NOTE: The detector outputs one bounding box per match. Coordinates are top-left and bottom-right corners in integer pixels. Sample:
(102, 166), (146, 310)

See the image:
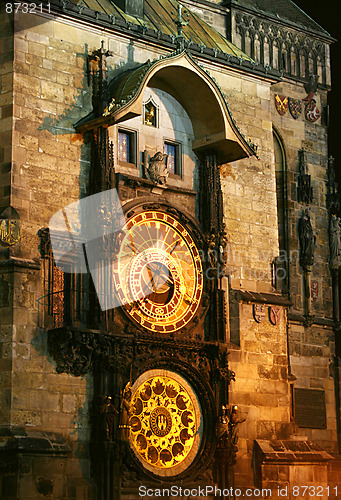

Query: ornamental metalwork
(129, 372), (201, 470)
(0, 219), (21, 246)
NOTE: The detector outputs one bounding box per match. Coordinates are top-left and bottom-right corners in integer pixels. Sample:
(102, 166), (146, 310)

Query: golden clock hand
(127, 243), (136, 254)
(128, 232), (136, 255)
(146, 265), (157, 291)
(169, 239), (181, 254)
(183, 290), (198, 305)
(147, 261), (174, 288)
(158, 272), (174, 287)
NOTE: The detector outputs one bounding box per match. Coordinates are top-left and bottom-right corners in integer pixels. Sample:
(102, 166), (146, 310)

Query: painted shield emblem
(253, 304), (265, 323)
(275, 94), (288, 116)
(288, 98), (302, 119)
(269, 306), (281, 325)
(305, 99), (321, 122)
(0, 219), (21, 246)
(311, 281), (319, 302)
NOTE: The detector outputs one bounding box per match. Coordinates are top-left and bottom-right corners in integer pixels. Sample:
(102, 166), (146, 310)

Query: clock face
(129, 370), (202, 476)
(113, 210), (203, 333)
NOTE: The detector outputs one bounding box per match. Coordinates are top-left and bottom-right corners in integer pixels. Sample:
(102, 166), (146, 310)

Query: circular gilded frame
(129, 369), (203, 477)
(113, 200), (206, 336)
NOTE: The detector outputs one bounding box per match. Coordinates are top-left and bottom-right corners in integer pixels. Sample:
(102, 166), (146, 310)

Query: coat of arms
(275, 95), (288, 116)
(311, 281), (319, 302)
(253, 304), (265, 323)
(288, 98), (302, 119)
(305, 99), (321, 122)
(269, 306), (280, 326)
(146, 152), (169, 185)
(0, 219), (21, 246)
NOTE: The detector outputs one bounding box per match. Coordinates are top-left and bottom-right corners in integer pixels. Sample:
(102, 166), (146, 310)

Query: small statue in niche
(228, 405), (245, 449)
(216, 405), (229, 445)
(216, 405), (245, 466)
(329, 214), (341, 269)
(100, 395), (118, 441)
(119, 381), (132, 441)
(298, 209), (316, 269)
(146, 152), (169, 185)
(207, 229), (217, 268)
(144, 101), (156, 127)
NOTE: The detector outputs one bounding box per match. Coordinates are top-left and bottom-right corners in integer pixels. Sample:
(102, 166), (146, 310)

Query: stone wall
(228, 301), (292, 488)
(0, 3), (337, 498)
(270, 80), (336, 453)
(210, 69), (278, 288)
(271, 81), (332, 317)
(0, 7), (13, 209)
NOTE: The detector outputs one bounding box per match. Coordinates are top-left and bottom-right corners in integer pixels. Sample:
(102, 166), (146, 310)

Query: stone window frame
(273, 127), (290, 295)
(163, 138), (182, 179)
(143, 97), (159, 128)
(117, 127), (138, 169)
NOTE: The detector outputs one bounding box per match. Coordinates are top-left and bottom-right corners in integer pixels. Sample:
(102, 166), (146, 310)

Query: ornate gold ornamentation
(150, 407), (172, 437)
(0, 219), (21, 246)
(113, 211), (203, 333)
(129, 372), (201, 470)
(144, 101), (156, 126)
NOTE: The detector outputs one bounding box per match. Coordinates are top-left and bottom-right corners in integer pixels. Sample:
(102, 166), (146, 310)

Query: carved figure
(100, 395), (118, 440)
(146, 152), (169, 185)
(119, 382), (132, 441)
(216, 405), (245, 468)
(207, 230), (217, 267)
(216, 406), (229, 444)
(298, 210), (316, 269)
(228, 405), (245, 447)
(145, 102), (156, 126)
(37, 227), (51, 258)
(329, 215), (341, 269)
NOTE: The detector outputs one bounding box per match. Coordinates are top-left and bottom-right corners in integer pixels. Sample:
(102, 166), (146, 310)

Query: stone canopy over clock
(113, 205), (204, 334)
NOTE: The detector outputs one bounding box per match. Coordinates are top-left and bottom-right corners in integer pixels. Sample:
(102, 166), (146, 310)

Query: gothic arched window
(273, 129), (289, 294)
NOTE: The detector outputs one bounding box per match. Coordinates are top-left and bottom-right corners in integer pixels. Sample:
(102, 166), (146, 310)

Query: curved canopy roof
(75, 51), (258, 163)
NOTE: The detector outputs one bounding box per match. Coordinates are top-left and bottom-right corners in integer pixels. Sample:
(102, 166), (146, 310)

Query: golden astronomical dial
(113, 210), (203, 333)
(129, 370), (202, 475)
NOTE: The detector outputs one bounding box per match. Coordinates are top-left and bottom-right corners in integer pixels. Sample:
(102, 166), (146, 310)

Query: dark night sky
(293, 0), (339, 161)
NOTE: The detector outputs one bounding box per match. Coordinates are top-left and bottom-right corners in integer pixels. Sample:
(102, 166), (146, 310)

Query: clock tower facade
(0, 0), (338, 498)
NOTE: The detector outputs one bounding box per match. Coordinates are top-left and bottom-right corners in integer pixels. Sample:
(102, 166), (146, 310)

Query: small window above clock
(118, 128), (137, 168)
(143, 99), (158, 127)
(164, 140), (182, 177)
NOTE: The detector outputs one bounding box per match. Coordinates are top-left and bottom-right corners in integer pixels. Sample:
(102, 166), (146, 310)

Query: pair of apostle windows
(118, 130), (181, 177)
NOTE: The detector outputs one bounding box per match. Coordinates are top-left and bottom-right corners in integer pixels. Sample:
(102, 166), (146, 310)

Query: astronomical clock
(46, 48), (239, 498)
(113, 209), (203, 334)
(100, 199), (216, 484)
(82, 173), (236, 498)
